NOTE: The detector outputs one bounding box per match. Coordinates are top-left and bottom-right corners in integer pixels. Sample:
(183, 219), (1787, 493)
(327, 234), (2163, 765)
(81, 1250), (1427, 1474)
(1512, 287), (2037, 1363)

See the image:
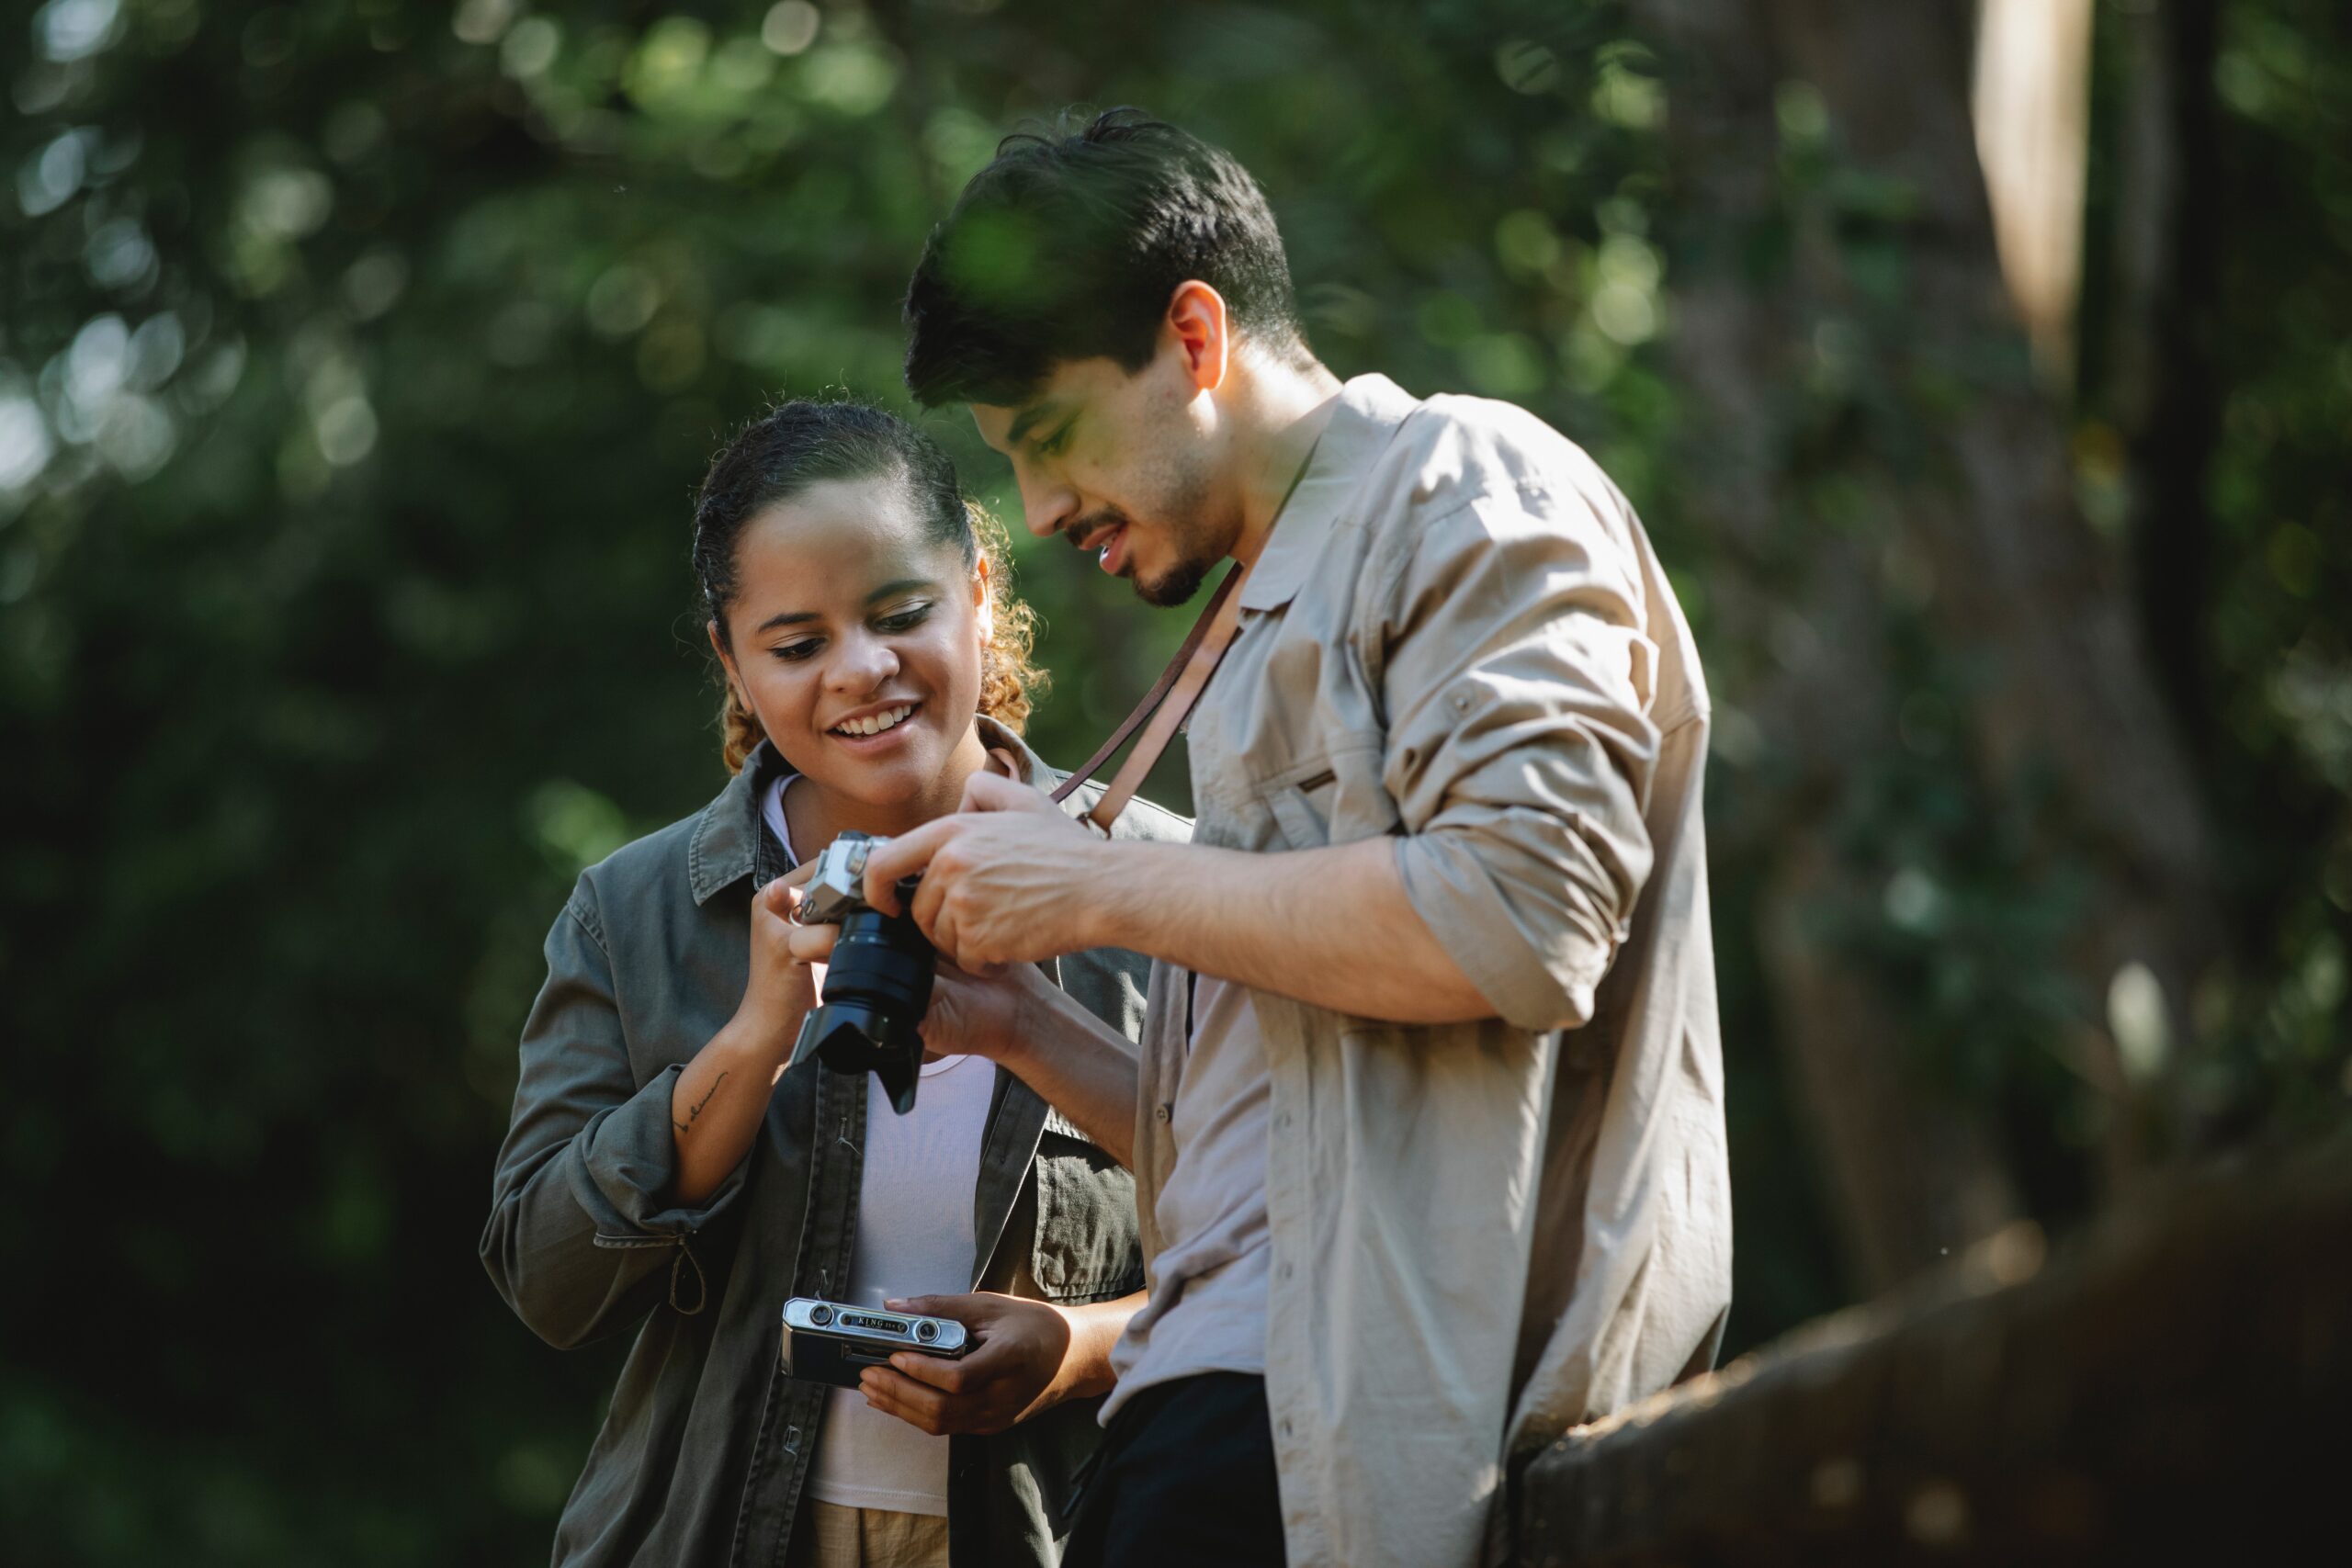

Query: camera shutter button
(915, 1319), (939, 1343)
(809, 1304), (833, 1326)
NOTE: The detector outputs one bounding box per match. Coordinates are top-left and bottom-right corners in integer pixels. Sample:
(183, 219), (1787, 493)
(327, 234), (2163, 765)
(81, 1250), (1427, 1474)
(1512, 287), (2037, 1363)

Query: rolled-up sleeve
(1375, 488), (1659, 1032)
(479, 879), (748, 1348)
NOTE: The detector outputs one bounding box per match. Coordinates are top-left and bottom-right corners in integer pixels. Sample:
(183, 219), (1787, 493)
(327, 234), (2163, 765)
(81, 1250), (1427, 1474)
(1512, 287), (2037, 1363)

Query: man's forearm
(1083, 837), (1496, 1024)
(995, 979), (1145, 1167)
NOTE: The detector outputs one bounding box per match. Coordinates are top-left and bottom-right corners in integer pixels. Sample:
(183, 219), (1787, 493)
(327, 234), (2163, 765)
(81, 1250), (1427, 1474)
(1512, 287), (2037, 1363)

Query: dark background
(2, 0), (2345, 1561)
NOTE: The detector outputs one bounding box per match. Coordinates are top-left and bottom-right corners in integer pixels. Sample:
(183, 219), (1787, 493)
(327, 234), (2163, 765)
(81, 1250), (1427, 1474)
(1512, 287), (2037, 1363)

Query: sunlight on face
(973, 349), (1228, 608)
(718, 474), (989, 821)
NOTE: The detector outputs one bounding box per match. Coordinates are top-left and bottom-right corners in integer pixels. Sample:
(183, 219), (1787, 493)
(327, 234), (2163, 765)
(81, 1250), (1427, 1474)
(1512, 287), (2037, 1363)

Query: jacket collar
(684, 715), (1060, 906)
(1237, 373), (1423, 613)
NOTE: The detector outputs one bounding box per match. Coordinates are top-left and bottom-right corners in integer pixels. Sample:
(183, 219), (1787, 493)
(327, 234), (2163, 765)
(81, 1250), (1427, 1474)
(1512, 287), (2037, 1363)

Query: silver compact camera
(780, 1296), (972, 1388)
(786, 832), (935, 1114)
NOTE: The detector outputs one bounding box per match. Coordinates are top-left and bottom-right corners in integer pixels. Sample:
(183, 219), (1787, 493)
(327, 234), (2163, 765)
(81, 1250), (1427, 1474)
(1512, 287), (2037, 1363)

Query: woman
(481, 400), (1185, 1568)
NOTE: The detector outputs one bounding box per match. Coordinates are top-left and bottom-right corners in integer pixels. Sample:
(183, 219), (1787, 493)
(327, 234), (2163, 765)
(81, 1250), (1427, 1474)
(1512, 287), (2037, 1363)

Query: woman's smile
(827, 699), (925, 746)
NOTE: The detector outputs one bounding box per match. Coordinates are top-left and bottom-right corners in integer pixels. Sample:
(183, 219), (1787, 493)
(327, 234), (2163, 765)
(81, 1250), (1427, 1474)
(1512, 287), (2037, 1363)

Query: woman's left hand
(856, 1292), (1092, 1437)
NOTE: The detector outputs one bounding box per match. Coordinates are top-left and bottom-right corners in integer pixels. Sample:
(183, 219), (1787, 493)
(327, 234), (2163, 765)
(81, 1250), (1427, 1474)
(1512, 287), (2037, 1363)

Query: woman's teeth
(832, 704), (914, 738)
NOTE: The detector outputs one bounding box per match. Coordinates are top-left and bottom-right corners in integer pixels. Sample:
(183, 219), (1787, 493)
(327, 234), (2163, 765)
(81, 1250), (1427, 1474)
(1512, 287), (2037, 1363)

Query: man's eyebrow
(1005, 400), (1061, 446)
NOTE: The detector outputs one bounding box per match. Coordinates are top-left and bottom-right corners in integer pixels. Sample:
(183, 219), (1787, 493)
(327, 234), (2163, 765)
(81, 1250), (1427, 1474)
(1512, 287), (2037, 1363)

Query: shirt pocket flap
(1259, 736), (1397, 852)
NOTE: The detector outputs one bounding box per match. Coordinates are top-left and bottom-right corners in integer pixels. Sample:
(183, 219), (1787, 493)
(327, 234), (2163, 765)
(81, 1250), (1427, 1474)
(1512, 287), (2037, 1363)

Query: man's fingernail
(885, 1298), (907, 1311)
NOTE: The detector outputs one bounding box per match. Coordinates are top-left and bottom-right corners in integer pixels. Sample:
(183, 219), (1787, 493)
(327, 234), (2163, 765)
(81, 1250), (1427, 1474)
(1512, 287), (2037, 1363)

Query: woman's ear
(707, 619), (743, 697)
(972, 554), (995, 644)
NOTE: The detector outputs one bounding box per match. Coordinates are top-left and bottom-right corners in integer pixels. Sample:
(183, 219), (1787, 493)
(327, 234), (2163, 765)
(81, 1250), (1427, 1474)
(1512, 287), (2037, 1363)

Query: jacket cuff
(569, 1063), (749, 1238)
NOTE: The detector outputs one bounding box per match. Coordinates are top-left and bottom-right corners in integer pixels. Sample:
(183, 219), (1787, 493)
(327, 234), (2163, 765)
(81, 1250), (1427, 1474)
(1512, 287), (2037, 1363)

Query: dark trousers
(1061, 1372), (1287, 1568)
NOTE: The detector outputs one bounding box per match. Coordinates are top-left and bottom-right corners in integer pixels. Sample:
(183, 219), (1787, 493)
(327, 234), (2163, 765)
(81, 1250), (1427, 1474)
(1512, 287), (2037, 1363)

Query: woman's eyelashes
(763, 602), (935, 663)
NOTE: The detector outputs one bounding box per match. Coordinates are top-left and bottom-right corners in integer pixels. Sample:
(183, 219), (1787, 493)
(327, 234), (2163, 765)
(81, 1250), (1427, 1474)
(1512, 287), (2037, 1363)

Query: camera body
(787, 832), (935, 1114)
(780, 1296), (971, 1388)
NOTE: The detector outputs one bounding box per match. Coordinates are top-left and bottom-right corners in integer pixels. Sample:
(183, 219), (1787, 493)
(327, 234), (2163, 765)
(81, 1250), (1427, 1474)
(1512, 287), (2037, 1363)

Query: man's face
(972, 346), (1234, 608)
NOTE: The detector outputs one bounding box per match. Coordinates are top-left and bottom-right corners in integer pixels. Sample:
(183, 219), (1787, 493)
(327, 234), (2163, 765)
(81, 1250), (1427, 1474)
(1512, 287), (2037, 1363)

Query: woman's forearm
(1040, 1290), (1147, 1410)
(670, 1011), (797, 1206)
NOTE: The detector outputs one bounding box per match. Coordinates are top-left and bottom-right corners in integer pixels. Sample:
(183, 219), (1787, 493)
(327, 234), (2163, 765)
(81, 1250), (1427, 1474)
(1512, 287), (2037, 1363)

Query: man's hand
(860, 773), (1113, 969)
(856, 1292), (1078, 1437)
(917, 957), (1054, 1064)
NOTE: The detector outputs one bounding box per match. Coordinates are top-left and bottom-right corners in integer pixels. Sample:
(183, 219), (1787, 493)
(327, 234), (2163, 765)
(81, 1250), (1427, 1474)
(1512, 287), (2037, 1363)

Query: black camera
(786, 831), (935, 1114)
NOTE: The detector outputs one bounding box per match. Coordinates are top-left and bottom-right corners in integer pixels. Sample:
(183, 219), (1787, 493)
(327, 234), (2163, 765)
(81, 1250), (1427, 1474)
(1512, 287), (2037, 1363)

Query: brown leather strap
(1049, 558), (1252, 833)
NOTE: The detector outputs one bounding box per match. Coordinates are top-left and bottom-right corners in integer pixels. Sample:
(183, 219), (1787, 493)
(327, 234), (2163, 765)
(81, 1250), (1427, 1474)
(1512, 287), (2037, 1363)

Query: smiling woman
(692, 401), (1045, 790)
(481, 398), (1189, 1568)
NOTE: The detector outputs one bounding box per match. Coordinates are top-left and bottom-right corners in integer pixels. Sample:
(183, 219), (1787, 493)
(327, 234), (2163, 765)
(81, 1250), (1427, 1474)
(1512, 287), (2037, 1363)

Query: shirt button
(1278, 1262), (1295, 1282)
(1154, 1102), (1172, 1123)
(1275, 1111), (1293, 1132)
(1279, 1418), (1295, 1440)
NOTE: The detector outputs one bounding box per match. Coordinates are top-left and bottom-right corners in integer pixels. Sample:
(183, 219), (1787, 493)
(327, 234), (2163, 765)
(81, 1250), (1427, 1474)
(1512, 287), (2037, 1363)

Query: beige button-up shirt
(1127, 375), (1731, 1568)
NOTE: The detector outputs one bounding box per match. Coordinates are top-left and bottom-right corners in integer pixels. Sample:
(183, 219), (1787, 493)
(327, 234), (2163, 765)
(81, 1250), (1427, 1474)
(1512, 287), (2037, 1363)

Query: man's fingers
(861, 819), (957, 912)
(960, 770), (1051, 814)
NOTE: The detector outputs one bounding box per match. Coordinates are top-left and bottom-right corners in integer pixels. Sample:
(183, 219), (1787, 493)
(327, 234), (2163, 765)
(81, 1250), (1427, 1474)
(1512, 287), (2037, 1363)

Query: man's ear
(1164, 280), (1230, 393)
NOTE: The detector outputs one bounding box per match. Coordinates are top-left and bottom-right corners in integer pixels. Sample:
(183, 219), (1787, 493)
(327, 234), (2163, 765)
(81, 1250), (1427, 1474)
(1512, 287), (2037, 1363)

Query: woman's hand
(668, 865), (830, 1207)
(735, 863), (829, 1050)
(856, 1291), (1138, 1437)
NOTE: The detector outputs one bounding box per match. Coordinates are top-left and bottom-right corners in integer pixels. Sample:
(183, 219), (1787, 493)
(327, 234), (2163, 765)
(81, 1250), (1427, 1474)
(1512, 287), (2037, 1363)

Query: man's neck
(1227, 355), (1346, 567)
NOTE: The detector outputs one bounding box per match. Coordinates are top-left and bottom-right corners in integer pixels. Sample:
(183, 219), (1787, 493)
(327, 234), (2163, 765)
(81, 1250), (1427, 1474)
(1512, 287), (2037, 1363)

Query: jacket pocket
(1029, 1130), (1144, 1302)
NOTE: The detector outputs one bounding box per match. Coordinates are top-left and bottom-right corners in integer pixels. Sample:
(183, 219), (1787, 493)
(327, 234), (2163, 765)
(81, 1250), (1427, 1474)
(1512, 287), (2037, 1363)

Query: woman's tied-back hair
(692, 399), (1046, 773)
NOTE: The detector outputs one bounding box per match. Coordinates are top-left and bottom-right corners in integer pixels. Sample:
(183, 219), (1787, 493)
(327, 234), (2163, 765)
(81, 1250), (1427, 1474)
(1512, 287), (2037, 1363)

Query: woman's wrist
(718, 999), (804, 1068)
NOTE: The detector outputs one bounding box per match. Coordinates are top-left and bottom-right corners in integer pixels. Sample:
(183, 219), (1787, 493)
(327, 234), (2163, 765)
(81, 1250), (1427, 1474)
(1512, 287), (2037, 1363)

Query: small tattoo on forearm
(675, 1071), (729, 1137)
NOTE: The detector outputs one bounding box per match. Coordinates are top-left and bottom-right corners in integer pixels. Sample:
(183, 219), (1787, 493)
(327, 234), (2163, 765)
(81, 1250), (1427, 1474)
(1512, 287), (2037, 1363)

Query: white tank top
(766, 776), (997, 1517)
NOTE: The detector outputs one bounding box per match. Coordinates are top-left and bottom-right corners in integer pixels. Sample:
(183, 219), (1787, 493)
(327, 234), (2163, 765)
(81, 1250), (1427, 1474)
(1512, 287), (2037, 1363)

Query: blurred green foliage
(0, 0), (2343, 1561)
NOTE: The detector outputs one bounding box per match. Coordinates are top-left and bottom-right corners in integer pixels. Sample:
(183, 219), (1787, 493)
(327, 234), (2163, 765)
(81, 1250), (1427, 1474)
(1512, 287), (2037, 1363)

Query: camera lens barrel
(789, 900), (936, 1114)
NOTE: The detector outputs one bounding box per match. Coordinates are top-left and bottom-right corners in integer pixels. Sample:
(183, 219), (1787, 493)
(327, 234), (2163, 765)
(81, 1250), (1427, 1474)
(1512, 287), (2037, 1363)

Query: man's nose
(1016, 471), (1080, 540)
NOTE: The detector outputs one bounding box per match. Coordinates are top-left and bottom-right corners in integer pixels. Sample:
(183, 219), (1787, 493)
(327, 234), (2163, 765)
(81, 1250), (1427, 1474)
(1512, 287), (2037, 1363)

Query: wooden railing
(1510, 1135), (2352, 1563)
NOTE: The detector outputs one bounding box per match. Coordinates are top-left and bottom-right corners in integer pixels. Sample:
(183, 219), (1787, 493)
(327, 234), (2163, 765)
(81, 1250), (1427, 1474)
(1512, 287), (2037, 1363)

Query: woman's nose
(828, 629), (900, 693)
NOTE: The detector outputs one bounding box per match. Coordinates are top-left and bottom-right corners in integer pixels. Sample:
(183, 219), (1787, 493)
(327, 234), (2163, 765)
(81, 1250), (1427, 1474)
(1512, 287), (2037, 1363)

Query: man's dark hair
(903, 108), (1312, 408)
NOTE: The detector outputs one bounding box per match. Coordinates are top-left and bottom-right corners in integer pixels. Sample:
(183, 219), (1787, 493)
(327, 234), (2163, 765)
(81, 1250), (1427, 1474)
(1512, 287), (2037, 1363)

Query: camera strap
(1048, 555), (1253, 835)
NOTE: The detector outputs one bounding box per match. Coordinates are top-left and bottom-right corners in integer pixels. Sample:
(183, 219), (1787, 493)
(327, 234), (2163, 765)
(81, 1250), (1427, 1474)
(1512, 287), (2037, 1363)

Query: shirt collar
(684, 714), (1057, 905)
(1237, 373), (1423, 613)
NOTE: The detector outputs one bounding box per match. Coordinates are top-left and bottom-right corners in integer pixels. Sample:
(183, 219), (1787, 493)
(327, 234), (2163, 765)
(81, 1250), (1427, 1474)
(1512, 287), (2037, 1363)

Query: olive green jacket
(481, 722), (1189, 1567)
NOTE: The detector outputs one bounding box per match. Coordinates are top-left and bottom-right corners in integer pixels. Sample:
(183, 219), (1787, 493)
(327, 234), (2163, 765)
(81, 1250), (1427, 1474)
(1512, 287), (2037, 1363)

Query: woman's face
(714, 474), (989, 816)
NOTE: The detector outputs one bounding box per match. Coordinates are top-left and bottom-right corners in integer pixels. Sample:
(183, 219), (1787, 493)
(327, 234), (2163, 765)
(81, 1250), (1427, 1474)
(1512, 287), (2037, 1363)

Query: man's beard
(1134, 549), (1216, 608)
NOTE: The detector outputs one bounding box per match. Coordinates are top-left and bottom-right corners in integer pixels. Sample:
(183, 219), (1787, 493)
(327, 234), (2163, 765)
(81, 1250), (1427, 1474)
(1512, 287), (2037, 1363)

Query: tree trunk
(1624, 0), (2219, 1292)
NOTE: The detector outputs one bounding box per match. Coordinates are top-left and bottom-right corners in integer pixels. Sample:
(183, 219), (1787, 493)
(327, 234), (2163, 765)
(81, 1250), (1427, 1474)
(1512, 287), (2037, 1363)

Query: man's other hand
(859, 773), (1109, 967)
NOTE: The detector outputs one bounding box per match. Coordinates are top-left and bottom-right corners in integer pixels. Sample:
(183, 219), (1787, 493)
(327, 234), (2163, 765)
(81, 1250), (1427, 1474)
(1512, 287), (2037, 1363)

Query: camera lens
(791, 901), (936, 1115)
(914, 1319), (938, 1343)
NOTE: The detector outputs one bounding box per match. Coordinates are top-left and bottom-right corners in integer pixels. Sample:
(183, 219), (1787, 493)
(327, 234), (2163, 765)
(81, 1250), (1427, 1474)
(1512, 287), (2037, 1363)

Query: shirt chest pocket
(1258, 734), (1398, 852)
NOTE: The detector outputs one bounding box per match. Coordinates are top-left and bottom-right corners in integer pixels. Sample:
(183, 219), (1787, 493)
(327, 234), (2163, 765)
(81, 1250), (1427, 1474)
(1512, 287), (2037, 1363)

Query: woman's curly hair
(694, 400), (1047, 774)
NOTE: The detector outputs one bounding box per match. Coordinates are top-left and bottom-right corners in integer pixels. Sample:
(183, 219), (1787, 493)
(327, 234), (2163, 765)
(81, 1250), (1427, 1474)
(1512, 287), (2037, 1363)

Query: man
(862, 110), (1730, 1568)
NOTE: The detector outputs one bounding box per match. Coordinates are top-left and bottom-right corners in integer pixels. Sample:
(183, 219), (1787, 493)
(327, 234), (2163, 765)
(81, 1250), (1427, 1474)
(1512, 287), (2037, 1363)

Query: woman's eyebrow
(864, 578), (935, 604)
(753, 608), (820, 633)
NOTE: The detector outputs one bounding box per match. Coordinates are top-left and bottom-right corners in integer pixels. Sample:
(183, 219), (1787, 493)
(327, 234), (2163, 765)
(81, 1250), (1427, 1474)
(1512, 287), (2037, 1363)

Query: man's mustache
(1061, 508), (1134, 549)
